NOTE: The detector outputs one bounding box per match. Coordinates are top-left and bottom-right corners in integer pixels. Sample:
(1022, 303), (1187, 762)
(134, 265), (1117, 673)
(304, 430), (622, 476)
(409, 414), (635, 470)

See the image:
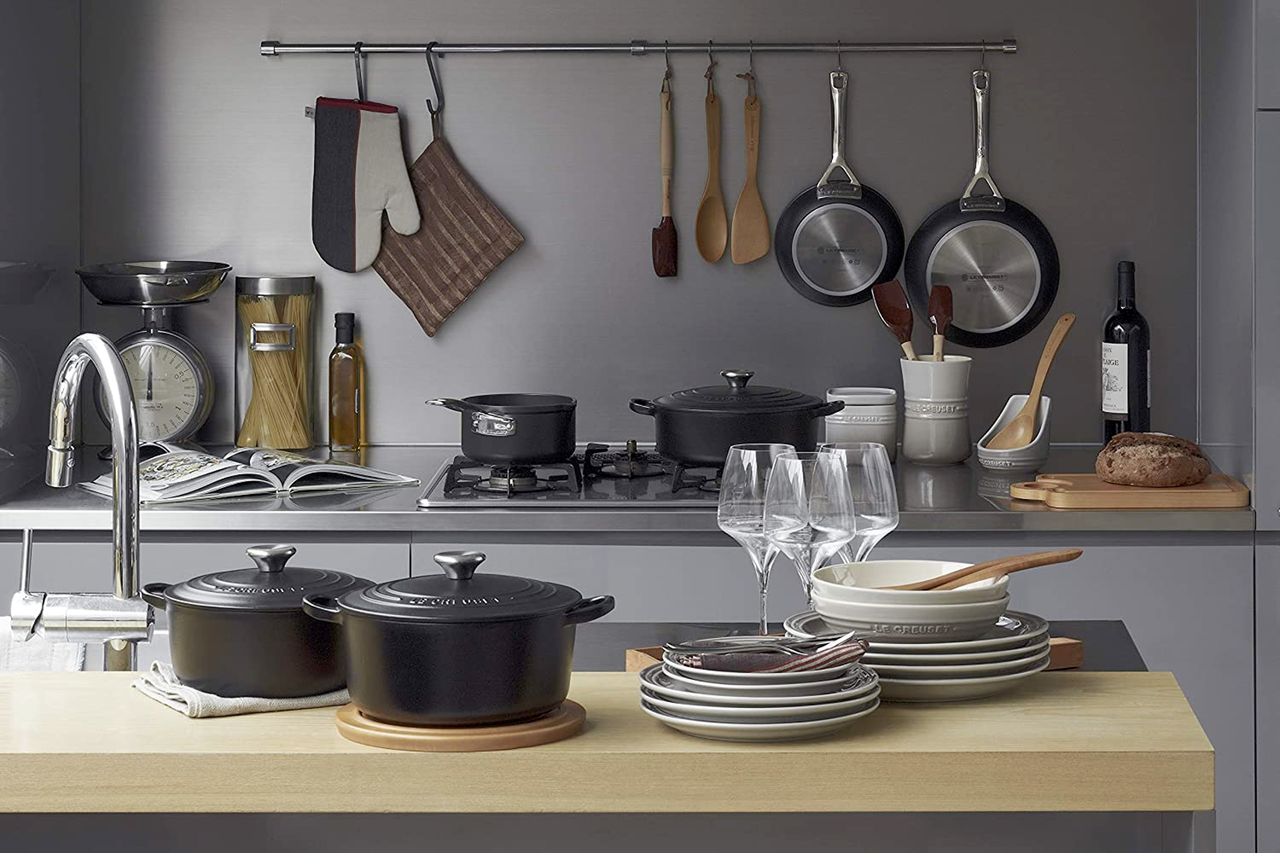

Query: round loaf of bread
(1095, 433), (1211, 488)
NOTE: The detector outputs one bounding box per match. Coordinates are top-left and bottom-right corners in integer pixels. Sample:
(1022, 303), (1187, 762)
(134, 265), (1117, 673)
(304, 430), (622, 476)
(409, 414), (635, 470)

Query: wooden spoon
(695, 81), (727, 262)
(731, 82), (769, 264)
(872, 280), (917, 360)
(882, 548), (1083, 591)
(928, 285), (953, 361)
(985, 313), (1076, 450)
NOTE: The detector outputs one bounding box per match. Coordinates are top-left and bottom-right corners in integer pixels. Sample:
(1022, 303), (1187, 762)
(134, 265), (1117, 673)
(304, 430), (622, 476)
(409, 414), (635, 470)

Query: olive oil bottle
(328, 312), (364, 451)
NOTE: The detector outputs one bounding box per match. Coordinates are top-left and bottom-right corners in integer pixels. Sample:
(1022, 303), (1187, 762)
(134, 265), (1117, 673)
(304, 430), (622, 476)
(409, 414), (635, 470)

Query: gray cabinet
(1256, 113), (1280, 527)
(1262, 0), (1280, 107)
(1258, 541), (1280, 853)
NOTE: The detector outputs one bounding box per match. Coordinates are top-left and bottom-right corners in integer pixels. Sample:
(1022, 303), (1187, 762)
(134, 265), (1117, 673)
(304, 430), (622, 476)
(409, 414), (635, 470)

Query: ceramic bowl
(812, 560), (1010, 606)
(812, 592), (1010, 642)
(976, 394), (1051, 472)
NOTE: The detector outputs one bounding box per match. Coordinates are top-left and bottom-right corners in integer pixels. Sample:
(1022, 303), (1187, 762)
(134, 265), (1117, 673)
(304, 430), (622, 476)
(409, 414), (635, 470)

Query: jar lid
(236, 275), (315, 296)
(336, 551), (583, 623)
(654, 371), (828, 415)
(164, 545), (366, 612)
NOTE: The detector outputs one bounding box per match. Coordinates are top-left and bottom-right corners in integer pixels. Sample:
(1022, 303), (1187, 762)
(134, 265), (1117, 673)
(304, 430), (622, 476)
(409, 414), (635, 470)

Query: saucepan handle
(141, 582), (170, 610)
(815, 400), (845, 418)
(564, 595), (615, 625)
(629, 399), (657, 416)
(301, 594), (343, 624)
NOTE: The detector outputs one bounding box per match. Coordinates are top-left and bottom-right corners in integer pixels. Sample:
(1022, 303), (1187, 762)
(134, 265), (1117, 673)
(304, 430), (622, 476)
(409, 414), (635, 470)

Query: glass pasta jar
(234, 276), (315, 449)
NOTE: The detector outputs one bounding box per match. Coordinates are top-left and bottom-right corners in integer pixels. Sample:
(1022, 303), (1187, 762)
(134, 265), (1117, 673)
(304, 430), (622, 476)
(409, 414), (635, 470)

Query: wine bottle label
(1102, 342), (1128, 414)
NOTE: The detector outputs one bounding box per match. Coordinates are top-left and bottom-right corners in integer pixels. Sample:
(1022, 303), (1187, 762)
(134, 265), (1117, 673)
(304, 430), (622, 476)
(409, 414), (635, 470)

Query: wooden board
(0, 672), (1211, 814)
(1010, 472), (1250, 509)
(626, 637), (1084, 672)
(336, 700), (585, 752)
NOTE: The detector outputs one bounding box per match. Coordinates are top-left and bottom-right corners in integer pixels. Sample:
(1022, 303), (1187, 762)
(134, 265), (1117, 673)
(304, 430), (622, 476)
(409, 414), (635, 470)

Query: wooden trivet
(335, 700), (585, 752)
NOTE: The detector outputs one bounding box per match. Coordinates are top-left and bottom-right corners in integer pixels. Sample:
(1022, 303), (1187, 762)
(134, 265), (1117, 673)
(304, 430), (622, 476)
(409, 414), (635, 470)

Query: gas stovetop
(416, 442), (722, 508)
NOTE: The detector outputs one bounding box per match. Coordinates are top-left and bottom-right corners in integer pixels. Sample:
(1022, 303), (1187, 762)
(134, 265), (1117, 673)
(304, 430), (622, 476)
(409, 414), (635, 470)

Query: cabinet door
(1262, 0), (1280, 107)
(1257, 113), (1280, 526)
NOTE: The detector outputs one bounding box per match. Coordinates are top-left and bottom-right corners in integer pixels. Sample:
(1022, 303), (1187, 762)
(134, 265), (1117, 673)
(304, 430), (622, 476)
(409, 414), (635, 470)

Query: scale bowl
(76, 261), (231, 306)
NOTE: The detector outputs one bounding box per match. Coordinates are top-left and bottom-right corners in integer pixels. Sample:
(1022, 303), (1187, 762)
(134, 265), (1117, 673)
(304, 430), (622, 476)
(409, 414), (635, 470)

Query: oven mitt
(312, 97), (420, 273)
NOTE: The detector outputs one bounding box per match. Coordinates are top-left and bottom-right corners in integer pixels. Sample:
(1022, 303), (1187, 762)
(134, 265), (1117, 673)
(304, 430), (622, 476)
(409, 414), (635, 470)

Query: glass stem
(794, 544), (815, 608)
(757, 578), (769, 635)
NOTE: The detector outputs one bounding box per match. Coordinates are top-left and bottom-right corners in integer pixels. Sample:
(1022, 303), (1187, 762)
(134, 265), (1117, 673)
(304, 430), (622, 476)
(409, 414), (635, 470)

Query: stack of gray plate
(639, 655), (880, 742)
(785, 610), (1051, 702)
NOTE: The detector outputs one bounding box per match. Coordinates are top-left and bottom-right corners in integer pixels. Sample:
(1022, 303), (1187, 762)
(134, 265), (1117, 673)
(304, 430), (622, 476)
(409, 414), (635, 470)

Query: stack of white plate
(639, 656), (881, 742)
(785, 610), (1051, 702)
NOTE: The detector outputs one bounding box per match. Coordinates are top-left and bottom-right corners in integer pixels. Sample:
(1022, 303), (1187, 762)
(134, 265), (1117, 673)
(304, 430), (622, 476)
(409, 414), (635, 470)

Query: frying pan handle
(960, 70), (1005, 212)
(816, 71), (861, 200)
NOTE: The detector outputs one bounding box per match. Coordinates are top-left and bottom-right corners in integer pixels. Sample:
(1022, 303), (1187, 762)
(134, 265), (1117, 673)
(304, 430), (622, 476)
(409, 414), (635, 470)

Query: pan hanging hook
(979, 39), (987, 71)
(424, 42), (445, 136)
(836, 39), (843, 71)
(661, 39), (672, 92)
(705, 40), (716, 97)
(353, 42), (366, 101)
(736, 40), (756, 99)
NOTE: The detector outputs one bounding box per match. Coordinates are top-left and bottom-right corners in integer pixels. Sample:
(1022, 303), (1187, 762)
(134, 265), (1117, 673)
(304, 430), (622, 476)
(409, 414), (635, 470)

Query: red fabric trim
(352, 110), (361, 267)
(316, 97), (398, 114)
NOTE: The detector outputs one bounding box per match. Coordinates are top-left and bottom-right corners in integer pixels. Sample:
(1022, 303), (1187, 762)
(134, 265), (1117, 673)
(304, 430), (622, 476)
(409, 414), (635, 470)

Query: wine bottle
(1101, 261), (1150, 439)
(328, 312), (364, 451)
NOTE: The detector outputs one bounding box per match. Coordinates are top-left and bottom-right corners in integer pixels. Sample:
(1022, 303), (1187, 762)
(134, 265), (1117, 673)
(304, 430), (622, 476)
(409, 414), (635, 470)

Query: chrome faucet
(10, 333), (152, 670)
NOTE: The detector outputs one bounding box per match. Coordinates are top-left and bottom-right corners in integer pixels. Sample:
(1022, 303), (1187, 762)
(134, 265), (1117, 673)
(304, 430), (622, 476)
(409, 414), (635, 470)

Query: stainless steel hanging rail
(261, 39), (1016, 57)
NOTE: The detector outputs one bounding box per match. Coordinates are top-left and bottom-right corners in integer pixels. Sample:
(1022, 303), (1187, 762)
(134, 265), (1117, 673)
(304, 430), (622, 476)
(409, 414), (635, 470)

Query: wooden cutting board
(1010, 473), (1250, 509)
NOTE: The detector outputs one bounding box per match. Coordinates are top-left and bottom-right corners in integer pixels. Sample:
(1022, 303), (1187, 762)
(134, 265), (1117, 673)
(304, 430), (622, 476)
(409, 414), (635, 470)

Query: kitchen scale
(77, 261), (229, 442)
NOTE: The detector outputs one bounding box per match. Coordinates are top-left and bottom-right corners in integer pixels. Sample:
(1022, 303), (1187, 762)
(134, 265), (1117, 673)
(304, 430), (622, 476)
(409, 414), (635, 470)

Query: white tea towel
(0, 616), (86, 671)
(134, 661), (349, 718)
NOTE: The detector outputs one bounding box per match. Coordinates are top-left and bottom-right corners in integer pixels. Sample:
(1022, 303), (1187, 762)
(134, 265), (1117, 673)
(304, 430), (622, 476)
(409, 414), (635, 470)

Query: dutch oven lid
(654, 370), (828, 415)
(338, 551), (583, 623)
(164, 545), (367, 612)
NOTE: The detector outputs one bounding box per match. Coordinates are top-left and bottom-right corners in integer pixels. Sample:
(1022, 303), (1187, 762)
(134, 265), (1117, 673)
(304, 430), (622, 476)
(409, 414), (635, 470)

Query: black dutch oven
(142, 545), (370, 698)
(427, 394), (576, 465)
(629, 370), (844, 466)
(302, 550), (614, 726)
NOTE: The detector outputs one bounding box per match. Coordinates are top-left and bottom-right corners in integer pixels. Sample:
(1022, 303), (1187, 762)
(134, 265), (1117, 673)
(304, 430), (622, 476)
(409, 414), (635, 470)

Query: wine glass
(763, 451), (857, 607)
(819, 442), (899, 564)
(718, 443), (794, 634)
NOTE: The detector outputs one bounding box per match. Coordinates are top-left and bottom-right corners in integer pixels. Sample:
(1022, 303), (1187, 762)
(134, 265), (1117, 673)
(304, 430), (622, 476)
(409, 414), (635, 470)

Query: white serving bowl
(812, 592), (1010, 643)
(812, 560), (1010, 606)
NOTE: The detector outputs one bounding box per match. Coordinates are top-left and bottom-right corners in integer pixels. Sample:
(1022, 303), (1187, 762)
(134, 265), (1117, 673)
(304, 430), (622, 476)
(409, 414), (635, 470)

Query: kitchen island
(0, 670), (1214, 850)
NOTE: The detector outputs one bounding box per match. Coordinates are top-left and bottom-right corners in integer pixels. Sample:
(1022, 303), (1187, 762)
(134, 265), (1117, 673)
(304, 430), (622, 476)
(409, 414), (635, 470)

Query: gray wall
(78, 0), (1197, 447)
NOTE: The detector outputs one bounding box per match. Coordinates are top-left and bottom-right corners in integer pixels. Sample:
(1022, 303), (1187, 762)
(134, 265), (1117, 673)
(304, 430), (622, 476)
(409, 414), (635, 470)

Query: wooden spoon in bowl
(985, 313), (1076, 450)
(872, 280), (917, 360)
(881, 548), (1083, 591)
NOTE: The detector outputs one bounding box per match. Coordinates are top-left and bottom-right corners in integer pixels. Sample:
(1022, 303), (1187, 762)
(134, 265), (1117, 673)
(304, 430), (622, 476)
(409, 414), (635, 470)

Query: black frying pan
(775, 71), (904, 307)
(904, 70), (1059, 348)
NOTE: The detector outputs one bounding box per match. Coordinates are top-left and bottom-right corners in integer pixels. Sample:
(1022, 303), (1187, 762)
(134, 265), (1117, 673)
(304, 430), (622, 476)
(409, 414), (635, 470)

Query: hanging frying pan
(904, 69), (1059, 348)
(775, 70), (904, 307)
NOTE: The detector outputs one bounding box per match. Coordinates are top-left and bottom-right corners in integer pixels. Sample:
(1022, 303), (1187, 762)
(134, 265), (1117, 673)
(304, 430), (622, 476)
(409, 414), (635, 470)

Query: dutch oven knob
(721, 369), (754, 391)
(434, 550), (486, 581)
(246, 544), (297, 574)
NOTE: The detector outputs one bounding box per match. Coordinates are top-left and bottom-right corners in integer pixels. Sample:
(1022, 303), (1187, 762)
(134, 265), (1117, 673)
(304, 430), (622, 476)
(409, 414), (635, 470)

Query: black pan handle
(629, 398), (657, 417)
(814, 400), (845, 418)
(564, 595), (615, 625)
(301, 594), (343, 624)
(141, 582), (169, 610)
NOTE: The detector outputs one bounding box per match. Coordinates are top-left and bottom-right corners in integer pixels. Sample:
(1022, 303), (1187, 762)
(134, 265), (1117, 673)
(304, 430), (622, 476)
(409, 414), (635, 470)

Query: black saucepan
(427, 394), (576, 465)
(142, 545), (370, 698)
(904, 70), (1059, 348)
(302, 550), (614, 726)
(629, 370), (843, 467)
(775, 70), (904, 307)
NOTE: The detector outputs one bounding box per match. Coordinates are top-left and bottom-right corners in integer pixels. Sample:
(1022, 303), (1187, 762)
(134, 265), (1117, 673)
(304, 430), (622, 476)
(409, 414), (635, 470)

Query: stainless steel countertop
(0, 445), (1253, 534)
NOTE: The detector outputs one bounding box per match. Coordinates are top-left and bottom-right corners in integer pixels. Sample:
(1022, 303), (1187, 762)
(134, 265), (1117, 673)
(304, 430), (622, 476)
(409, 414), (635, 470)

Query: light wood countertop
(0, 671), (1212, 814)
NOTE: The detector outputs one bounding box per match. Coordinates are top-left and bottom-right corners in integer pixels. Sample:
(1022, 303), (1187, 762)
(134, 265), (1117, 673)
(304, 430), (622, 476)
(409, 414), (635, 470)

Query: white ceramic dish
(877, 654), (1051, 702)
(640, 663), (879, 707)
(976, 394), (1051, 472)
(813, 592), (1010, 642)
(640, 686), (881, 724)
(864, 645), (1047, 678)
(662, 655), (857, 684)
(863, 637), (1051, 666)
(642, 697), (881, 741)
(812, 560), (1009, 605)
(662, 665), (860, 697)
(786, 610), (1049, 652)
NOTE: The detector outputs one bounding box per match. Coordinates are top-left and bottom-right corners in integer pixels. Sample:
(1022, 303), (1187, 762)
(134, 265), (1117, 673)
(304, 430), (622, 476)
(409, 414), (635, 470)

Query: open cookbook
(81, 442), (419, 505)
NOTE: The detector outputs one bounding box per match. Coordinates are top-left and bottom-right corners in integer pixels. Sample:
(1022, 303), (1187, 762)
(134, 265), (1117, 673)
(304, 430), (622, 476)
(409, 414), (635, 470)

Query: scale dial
(96, 330), (214, 442)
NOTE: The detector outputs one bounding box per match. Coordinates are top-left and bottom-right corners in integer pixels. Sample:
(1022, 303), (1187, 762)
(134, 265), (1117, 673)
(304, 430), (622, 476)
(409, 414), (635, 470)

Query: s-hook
(353, 42), (366, 101)
(425, 42), (444, 136)
(662, 39), (672, 92)
(736, 39), (756, 99)
(705, 40), (716, 96)
(836, 39), (843, 71)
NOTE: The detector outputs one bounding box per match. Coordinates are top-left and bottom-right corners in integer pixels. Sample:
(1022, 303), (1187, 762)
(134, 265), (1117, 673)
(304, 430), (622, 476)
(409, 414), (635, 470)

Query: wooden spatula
(695, 81), (727, 263)
(731, 81), (769, 264)
(985, 313), (1076, 450)
(928, 285), (953, 361)
(872, 280), (917, 360)
(652, 77), (677, 277)
(881, 548), (1083, 591)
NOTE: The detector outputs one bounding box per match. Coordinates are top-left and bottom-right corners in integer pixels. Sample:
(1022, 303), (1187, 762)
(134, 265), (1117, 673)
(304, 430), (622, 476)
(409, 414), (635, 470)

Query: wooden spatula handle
(743, 95), (761, 184)
(934, 548), (1083, 590)
(660, 90), (673, 217)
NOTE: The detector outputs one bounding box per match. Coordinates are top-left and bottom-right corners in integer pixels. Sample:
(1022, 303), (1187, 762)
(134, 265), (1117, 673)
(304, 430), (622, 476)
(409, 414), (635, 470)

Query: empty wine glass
(718, 443), (793, 634)
(819, 442), (899, 564)
(763, 451), (857, 607)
